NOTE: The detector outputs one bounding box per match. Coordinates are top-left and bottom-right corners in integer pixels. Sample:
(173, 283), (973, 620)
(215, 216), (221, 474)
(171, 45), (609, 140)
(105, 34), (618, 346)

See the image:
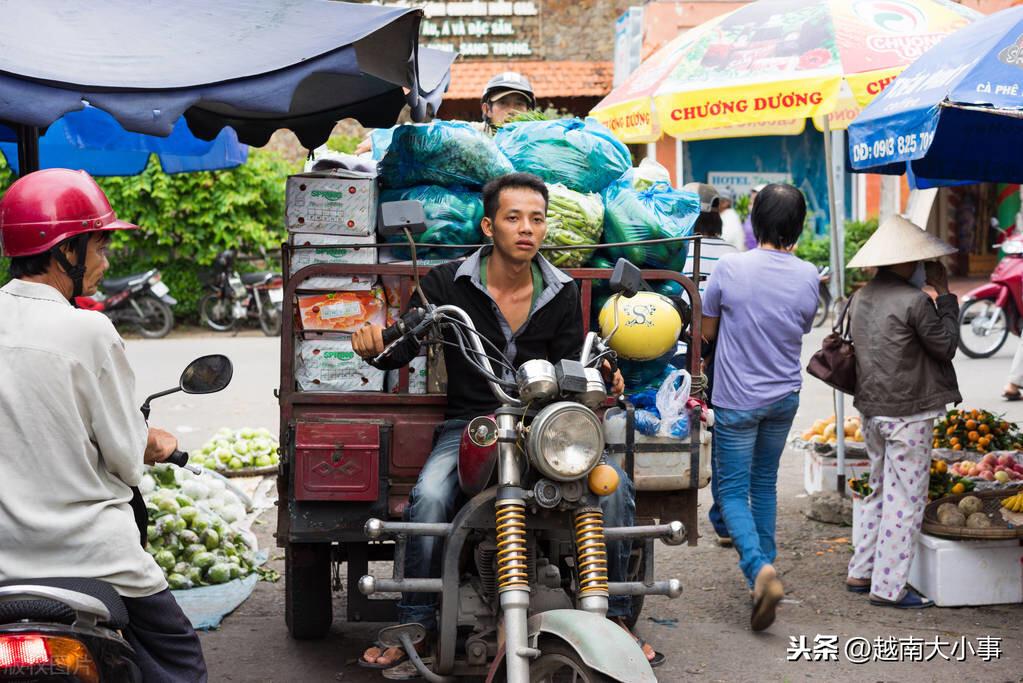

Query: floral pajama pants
(848, 413), (937, 601)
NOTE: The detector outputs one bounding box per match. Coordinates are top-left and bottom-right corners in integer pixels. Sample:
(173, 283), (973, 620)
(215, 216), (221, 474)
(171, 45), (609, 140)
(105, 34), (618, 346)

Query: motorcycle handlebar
(382, 308), (428, 345)
(166, 449), (189, 468)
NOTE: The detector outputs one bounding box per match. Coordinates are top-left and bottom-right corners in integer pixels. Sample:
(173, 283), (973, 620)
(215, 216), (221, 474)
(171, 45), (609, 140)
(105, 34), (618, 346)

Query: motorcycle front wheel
(199, 293), (236, 332)
(813, 291), (832, 329)
(135, 296), (175, 339)
(258, 291), (282, 337)
(529, 640), (614, 683)
(958, 299), (1009, 358)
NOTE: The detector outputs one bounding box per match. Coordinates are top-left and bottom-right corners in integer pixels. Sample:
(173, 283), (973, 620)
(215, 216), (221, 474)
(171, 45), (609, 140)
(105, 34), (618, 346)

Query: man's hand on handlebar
(353, 323), (386, 359)
(602, 360), (625, 397)
(144, 427), (178, 464)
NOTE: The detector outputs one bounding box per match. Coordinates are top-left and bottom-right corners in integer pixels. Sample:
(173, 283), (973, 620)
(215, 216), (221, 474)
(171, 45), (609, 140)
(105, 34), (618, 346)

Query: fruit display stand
(794, 415), (867, 495)
(907, 491), (1023, 607)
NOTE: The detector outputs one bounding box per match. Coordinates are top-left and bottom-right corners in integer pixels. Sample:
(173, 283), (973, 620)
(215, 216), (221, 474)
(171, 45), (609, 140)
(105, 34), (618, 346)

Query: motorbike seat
(240, 271), (273, 286)
(102, 272), (148, 292)
(0, 577), (129, 629)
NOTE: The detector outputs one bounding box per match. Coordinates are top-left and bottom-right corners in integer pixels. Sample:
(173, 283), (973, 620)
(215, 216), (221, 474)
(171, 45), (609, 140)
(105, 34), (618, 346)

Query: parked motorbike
(0, 354), (233, 682)
(75, 268), (176, 339)
(958, 234), (1023, 358)
(199, 249), (283, 336)
(813, 265), (832, 329)
(358, 254), (684, 683)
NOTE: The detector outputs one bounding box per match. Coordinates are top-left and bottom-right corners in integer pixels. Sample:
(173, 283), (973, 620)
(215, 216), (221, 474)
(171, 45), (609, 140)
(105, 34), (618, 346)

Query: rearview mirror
(609, 259), (643, 298)
(180, 355), (233, 395)
(378, 200), (428, 237)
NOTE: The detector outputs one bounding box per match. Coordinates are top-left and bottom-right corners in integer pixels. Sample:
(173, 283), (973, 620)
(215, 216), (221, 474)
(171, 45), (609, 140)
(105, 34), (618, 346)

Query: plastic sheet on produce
(171, 552), (266, 631)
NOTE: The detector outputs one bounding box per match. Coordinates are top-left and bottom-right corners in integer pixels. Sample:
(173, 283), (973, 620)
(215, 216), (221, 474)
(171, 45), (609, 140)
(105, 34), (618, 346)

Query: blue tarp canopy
(848, 5), (1023, 188)
(0, 0), (455, 172)
(0, 106), (248, 175)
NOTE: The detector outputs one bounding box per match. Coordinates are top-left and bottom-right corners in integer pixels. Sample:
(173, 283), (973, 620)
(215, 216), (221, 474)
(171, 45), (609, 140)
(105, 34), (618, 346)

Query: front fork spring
(574, 508), (609, 597)
(495, 501), (529, 592)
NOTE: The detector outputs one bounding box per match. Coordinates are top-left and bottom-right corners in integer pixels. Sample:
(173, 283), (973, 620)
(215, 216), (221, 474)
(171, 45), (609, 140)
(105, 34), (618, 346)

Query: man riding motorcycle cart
(345, 173), (687, 679)
(0, 169), (207, 682)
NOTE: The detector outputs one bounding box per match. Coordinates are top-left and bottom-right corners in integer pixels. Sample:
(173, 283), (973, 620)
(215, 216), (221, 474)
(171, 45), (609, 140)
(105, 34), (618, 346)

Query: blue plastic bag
(378, 121), (514, 189)
(495, 118), (632, 194)
(602, 179), (700, 271)
(379, 185), (484, 260)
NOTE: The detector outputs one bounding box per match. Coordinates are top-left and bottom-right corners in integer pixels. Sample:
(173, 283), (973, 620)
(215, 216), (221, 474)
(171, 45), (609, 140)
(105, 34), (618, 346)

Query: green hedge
(0, 149), (299, 320)
(796, 218), (879, 294)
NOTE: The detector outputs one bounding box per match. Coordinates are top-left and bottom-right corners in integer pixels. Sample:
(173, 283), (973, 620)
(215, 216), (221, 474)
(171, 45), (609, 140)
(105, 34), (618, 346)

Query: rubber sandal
(716, 535), (733, 548)
(358, 645), (409, 670)
(845, 580), (870, 594)
(869, 587), (933, 609)
(382, 656), (433, 680)
(1004, 391), (1022, 402)
(751, 569), (784, 631)
(636, 639), (665, 668)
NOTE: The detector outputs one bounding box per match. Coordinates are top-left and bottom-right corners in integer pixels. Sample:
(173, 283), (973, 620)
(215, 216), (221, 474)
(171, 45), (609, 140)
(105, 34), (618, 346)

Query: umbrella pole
(822, 118), (847, 495)
(15, 124), (40, 177)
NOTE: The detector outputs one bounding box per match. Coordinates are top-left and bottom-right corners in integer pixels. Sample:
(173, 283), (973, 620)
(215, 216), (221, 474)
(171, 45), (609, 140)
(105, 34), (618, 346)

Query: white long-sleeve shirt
(0, 279), (165, 597)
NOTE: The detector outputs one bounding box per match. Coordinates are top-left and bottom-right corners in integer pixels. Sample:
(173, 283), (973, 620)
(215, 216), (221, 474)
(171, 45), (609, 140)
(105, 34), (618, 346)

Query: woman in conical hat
(844, 215), (960, 609)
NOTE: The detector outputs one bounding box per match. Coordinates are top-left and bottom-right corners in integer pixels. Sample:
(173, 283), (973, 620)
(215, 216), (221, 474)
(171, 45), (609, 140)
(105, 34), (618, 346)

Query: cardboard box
(387, 355), (428, 395)
(908, 533), (1023, 606)
(296, 337), (385, 392)
(297, 288), (386, 333)
(286, 171), (378, 236)
(290, 232), (377, 291)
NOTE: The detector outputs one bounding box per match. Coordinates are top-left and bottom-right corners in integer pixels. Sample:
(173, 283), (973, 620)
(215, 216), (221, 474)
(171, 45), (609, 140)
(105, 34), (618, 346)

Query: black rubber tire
(813, 292), (831, 329)
(620, 545), (647, 630)
(529, 638), (616, 683)
(285, 543), (333, 640)
(957, 298), (1009, 359)
(258, 292), (282, 337)
(199, 293), (236, 332)
(135, 297), (175, 339)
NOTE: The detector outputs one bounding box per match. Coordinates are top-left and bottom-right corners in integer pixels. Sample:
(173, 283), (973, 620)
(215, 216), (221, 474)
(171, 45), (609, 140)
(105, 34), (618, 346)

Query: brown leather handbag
(807, 295), (857, 394)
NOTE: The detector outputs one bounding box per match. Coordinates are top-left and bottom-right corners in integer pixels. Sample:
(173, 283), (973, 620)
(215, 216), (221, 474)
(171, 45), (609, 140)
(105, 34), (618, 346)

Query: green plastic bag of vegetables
(380, 186), (484, 260)
(543, 183), (603, 268)
(378, 121), (514, 189)
(601, 178), (700, 271)
(495, 118), (632, 194)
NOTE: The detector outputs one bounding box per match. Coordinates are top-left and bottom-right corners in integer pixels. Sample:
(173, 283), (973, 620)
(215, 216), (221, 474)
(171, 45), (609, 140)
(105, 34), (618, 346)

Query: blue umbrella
(848, 5), (1023, 187)
(0, 106), (247, 176)
(0, 0), (455, 174)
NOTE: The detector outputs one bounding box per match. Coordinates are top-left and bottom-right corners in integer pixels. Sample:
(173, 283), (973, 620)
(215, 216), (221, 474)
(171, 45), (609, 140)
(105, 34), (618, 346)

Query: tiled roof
(445, 60), (614, 101)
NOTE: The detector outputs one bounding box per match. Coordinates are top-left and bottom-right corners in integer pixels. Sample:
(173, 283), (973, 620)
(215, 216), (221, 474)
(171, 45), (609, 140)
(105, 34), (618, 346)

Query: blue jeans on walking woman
(713, 392), (800, 587)
(399, 421), (636, 630)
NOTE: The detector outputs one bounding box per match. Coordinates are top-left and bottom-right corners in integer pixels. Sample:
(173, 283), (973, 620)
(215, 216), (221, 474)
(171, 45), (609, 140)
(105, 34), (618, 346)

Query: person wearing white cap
(718, 187), (746, 252)
(844, 215), (961, 609)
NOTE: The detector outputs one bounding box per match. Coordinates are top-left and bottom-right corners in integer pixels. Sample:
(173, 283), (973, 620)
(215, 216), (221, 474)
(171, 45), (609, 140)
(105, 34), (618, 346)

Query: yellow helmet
(598, 291), (682, 361)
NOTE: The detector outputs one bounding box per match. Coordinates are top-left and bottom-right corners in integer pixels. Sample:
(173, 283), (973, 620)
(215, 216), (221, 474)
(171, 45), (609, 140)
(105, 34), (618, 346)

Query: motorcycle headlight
(527, 402), (604, 481)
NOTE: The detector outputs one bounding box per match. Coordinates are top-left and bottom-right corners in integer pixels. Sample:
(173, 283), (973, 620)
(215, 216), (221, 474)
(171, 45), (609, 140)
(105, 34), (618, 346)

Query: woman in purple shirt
(702, 184), (819, 632)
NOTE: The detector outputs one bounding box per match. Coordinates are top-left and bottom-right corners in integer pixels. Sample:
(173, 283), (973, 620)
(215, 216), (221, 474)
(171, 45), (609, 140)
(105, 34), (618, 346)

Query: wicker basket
(922, 490), (1023, 540)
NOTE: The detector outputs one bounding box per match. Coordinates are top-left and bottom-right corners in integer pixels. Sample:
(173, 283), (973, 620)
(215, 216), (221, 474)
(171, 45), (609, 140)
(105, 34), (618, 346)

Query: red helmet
(0, 169), (137, 258)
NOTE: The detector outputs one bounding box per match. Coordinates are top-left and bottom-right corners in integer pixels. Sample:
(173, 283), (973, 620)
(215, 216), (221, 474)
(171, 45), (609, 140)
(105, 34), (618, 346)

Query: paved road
(124, 326), (1023, 682)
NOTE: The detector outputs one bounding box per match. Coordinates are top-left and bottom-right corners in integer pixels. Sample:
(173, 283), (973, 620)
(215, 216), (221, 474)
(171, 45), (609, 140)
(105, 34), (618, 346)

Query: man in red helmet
(0, 169), (207, 681)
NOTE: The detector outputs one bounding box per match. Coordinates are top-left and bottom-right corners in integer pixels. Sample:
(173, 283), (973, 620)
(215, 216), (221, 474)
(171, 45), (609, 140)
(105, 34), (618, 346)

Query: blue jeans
(398, 422), (636, 629)
(707, 428), (729, 539)
(713, 392), (800, 587)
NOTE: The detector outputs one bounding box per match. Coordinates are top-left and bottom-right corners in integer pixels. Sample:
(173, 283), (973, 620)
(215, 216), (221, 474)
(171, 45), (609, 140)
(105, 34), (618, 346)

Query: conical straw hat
(847, 215), (957, 269)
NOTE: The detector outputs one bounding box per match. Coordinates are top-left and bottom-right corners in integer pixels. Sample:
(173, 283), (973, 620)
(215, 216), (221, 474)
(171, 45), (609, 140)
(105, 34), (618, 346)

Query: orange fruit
(933, 439), (940, 448)
(968, 431), (980, 443)
(949, 437), (960, 446)
(952, 443), (963, 451)
(936, 460), (948, 474)
(979, 436), (991, 448)
(966, 419), (977, 430)
(979, 424), (991, 435)
(971, 409), (980, 419)
(951, 483), (966, 494)
(946, 426), (957, 435)
(933, 428), (940, 436)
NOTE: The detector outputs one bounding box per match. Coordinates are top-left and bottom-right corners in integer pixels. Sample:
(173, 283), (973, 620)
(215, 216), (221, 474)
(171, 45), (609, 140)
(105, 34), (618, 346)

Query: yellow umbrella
(592, 0), (978, 142)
